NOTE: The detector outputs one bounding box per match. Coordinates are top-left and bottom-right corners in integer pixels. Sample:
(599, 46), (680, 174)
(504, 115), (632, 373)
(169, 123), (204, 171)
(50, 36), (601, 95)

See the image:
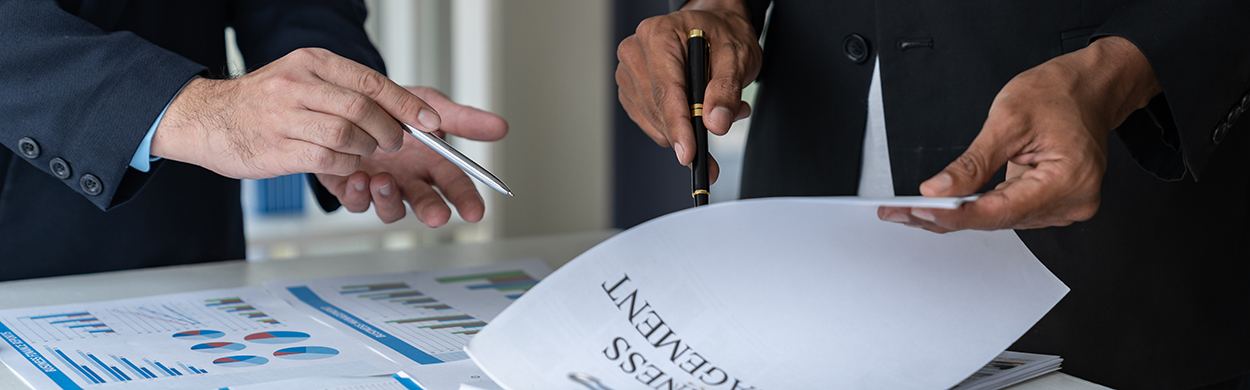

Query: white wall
(493, 1), (613, 237)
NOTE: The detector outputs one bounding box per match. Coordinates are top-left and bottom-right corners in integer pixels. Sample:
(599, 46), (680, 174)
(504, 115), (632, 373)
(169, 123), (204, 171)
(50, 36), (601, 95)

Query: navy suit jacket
(0, 0), (379, 280)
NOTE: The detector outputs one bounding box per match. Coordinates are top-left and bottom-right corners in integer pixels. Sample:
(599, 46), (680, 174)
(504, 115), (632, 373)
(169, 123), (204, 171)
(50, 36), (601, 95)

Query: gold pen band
(691, 103), (703, 117)
(692, 189), (710, 198)
(689, 29), (704, 38)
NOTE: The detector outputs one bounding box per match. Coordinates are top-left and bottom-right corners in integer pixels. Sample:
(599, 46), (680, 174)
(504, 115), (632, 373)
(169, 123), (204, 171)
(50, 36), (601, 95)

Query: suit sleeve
(1094, 0), (1250, 181)
(668, 0), (770, 38)
(0, 0), (207, 210)
(230, 0), (386, 212)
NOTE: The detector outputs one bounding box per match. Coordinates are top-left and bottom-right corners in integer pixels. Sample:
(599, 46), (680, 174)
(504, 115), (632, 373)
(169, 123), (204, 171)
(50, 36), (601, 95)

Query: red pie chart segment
(243, 331), (310, 344)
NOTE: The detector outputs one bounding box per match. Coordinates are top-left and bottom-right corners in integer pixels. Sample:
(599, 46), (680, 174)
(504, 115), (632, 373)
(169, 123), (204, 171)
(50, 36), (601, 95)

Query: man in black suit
(0, 0), (506, 280)
(618, 0), (1250, 388)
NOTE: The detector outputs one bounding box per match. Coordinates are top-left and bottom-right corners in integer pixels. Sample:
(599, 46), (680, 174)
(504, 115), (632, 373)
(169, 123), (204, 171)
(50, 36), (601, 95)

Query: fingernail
(379, 183), (393, 197)
(354, 182), (365, 192)
(924, 173), (953, 193)
(912, 208), (936, 223)
(710, 106), (732, 130)
(883, 211), (909, 223)
(417, 109), (441, 130)
(674, 143), (686, 164)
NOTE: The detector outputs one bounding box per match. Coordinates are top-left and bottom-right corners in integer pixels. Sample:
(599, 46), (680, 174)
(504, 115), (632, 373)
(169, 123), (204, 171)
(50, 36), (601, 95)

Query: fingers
(401, 179), (453, 228)
(702, 42), (754, 134)
(919, 125), (1012, 198)
(368, 173), (407, 224)
(284, 139), (361, 176)
(405, 87), (508, 141)
(423, 158), (486, 223)
(292, 112), (379, 157)
(292, 48), (440, 150)
(338, 172), (373, 213)
(708, 153), (721, 185)
(647, 52), (697, 165)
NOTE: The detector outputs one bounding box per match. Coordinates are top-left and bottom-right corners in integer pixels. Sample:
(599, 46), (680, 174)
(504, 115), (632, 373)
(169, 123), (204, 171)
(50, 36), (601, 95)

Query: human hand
(152, 48), (440, 179)
(315, 86), (507, 226)
(878, 36), (1161, 233)
(616, 0), (762, 183)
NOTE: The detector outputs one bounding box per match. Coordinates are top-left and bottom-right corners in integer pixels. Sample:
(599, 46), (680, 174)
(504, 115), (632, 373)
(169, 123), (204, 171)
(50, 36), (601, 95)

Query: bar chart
(335, 283), (479, 360)
(205, 297), (280, 325)
(42, 345), (207, 385)
(19, 312), (116, 341)
(436, 270), (539, 300)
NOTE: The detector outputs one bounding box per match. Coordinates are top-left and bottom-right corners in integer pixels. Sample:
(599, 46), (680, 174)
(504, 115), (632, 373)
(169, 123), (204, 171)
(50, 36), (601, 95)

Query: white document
(0, 287), (399, 390)
(265, 258), (553, 390)
(823, 195), (981, 209)
(467, 198), (1067, 390)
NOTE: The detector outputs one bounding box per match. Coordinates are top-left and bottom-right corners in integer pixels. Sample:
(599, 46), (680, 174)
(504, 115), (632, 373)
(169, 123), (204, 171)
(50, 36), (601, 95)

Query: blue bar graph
(30, 312), (90, 320)
(51, 318), (97, 324)
(48, 347), (95, 384)
(26, 312), (115, 336)
(150, 359), (176, 376)
(115, 355), (150, 379)
(80, 365), (103, 384)
(82, 352), (122, 381)
(141, 367), (156, 378)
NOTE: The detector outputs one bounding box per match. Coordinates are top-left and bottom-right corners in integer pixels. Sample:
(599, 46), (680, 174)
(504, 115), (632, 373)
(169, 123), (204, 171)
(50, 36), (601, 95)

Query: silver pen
(399, 121), (513, 196)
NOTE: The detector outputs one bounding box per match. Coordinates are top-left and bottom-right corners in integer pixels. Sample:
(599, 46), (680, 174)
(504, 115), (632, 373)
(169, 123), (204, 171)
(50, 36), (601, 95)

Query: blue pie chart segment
(172, 330), (225, 340)
(213, 355), (269, 368)
(273, 346), (340, 360)
(244, 331), (310, 344)
(191, 342), (246, 353)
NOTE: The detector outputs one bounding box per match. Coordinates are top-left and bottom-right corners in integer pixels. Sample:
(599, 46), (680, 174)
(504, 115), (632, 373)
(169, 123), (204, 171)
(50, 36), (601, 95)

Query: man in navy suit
(0, 0), (507, 280)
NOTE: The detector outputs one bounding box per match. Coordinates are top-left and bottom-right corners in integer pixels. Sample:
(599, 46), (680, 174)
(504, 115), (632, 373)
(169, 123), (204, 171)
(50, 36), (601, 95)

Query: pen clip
(568, 372), (614, 390)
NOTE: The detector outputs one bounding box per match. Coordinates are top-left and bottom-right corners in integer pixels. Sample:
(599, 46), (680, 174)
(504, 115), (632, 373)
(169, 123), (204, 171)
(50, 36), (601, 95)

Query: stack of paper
(951, 351), (1063, 390)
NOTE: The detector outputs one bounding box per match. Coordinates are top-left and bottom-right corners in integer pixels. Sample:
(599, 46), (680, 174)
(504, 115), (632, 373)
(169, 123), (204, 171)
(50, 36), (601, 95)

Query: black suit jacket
(670, 0), (1250, 388)
(0, 0), (380, 280)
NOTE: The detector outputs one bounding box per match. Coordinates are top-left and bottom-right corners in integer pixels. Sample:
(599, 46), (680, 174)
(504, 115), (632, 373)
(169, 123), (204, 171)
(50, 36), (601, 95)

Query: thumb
(921, 140), (1007, 197)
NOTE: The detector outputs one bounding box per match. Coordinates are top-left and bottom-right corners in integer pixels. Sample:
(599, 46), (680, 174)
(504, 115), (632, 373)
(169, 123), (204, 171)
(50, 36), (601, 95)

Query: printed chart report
(0, 287), (399, 390)
(266, 258), (553, 390)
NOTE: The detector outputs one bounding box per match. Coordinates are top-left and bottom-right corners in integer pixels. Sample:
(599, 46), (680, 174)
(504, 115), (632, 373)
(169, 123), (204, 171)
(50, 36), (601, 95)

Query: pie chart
(172, 330), (225, 340)
(243, 331), (310, 344)
(191, 342), (246, 353)
(273, 346), (340, 360)
(213, 355), (269, 368)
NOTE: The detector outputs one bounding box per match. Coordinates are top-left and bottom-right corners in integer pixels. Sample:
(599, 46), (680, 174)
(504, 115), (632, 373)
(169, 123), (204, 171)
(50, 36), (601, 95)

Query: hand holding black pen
(687, 29), (710, 207)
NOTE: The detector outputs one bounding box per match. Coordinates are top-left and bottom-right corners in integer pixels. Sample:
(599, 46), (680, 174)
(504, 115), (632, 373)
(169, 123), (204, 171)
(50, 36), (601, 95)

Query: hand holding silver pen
(313, 85), (510, 226)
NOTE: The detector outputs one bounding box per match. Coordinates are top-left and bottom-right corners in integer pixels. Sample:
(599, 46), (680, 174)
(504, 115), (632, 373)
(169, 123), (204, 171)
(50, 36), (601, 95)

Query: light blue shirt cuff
(128, 115), (162, 173)
(130, 78), (194, 172)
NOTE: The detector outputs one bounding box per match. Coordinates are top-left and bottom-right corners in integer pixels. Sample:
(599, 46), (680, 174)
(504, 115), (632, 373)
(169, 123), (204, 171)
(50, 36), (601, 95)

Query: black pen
(687, 29), (710, 207)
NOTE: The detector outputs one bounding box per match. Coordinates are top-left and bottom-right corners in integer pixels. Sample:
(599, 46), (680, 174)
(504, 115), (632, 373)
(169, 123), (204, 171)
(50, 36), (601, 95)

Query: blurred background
(238, 0), (758, 260)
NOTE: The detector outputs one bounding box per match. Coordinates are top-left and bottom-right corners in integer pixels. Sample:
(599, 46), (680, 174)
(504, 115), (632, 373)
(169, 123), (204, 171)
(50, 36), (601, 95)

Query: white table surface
(0, 229), (1108, 390)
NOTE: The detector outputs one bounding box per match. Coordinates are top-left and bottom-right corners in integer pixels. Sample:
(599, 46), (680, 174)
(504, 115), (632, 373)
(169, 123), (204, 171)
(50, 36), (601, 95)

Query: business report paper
(0, 287), (399, 390)
(467, 198), (1069, 390)
(265, 258), (554, 390)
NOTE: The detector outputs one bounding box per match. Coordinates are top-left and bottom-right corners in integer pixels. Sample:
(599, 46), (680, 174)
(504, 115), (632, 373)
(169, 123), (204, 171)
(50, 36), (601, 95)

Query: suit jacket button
(1213, 122), (1231, 145)
(843, 34), (869, 63)
(80, 174), (103, 196)
(17, 137), (39, 159)
(49, 158), (71, 179)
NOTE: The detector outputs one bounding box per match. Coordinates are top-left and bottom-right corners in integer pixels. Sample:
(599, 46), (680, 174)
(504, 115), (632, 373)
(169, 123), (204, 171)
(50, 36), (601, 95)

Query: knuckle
(635, 17), (660, 36)
(324, 119), (354, 149)
(305, 147), (338, 172)
(952, 148), (991, 177)
(354, 69), (388, 97)
(342, 92), (372, 120)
